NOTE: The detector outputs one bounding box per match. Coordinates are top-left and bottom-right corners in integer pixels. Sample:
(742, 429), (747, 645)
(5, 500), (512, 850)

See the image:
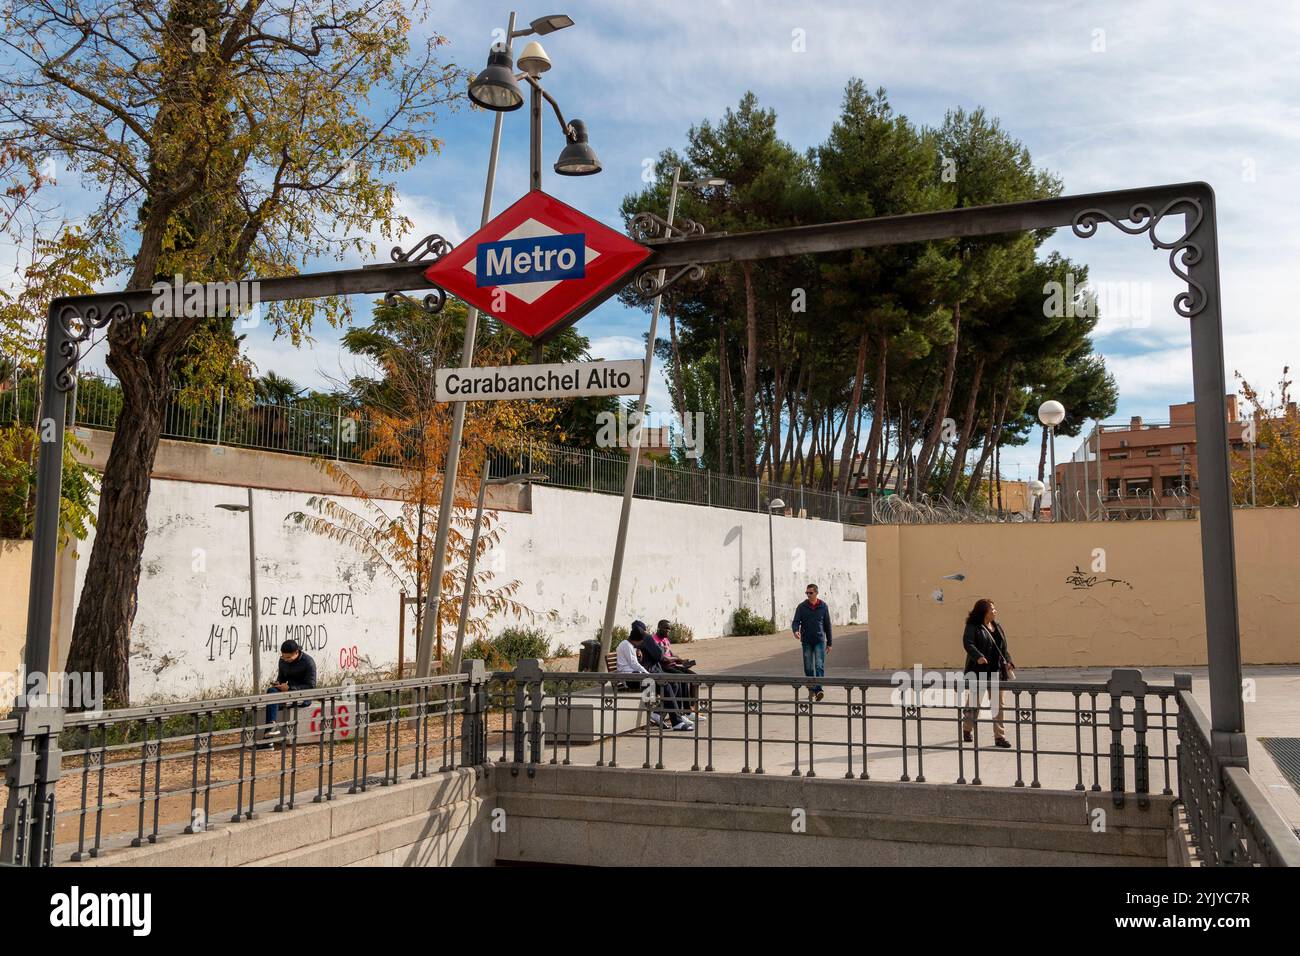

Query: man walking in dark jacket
(791, 583), (832, 702)
(263, 639), (316, 738)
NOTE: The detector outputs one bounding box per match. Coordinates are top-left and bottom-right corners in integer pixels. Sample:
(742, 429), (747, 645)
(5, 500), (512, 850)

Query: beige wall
(0, 540), (33, 680)
(866, 509), (1300, 670)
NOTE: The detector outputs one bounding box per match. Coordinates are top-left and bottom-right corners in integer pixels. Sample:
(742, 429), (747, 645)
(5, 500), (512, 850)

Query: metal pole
(598, 167), (681, 666)
(453, 459), (491, 675)
(1082, 427), (1091, 520)
(1185, 193), (1246, 761)
(5, 303), (70, 865)
(1248, 416), (1256, 506)
(247, 487), (262, 691)
(767, 504), (776, 625)
(529, 73), (542, 192)
(415, 12), (516, 679)
(1096, 419), (1105, 520)
(216, 385), (224, 446)
(397, 590), (406, 680)
(1048, 425), (1058, 523)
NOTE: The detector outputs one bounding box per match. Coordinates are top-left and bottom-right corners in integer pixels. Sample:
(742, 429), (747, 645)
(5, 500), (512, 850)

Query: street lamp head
(1038, 399), (1066, 427)
(554, 119), (601, 176)
(516, 40), (551, 76)
(695, 176), (727, 188)
(769, 498), (786, 511)
(528, 14), (574, 35)
(468, 48), (524, 111)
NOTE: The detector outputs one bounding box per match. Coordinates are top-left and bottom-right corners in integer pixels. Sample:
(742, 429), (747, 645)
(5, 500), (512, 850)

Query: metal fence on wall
(1, 372), (877, 524)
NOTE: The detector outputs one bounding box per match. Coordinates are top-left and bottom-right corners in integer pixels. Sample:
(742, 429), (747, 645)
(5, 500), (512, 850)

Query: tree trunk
(965, 375), (1008, 505)
(1033, 424), (1049, 519)
(667, 304), (686, 420)
(836, 329), (870, 495)
(863, 332), (888, 491)
(942, 354), (985, 499)
(917, 302), (961, 482)
(66, 380), (166, 705)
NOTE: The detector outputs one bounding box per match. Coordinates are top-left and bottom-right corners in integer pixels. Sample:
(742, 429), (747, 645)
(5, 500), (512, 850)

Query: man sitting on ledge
(263, 639), (316, 740)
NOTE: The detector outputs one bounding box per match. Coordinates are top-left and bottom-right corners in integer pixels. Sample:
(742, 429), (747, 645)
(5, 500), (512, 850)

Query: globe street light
(216, 490), (261, 691)
(767, 498), (786, 627)
(1038, 399), (1065, 522)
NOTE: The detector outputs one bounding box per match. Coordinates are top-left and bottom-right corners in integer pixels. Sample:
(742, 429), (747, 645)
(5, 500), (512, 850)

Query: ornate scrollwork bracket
(629, 211), (707, 243)
(1070, 198), (1206, 318)
(632, 262), (706, 301)
(54, 301), (131, 392)
(383, 288), (447, 315)
(389, 233), (454, 263)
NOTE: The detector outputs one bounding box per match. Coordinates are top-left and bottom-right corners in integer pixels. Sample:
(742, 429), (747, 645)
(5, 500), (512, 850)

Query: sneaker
(813, 690), (825, 703)
(649, 712), (664, 728)
(263, 726), (283, 739)
(963, 731), (973, 743)
(995, 737), (1012, 749)
(672, 719), (694, 732)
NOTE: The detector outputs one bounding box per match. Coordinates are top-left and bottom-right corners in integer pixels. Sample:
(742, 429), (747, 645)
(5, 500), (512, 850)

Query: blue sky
(17, 0), (1300, 479)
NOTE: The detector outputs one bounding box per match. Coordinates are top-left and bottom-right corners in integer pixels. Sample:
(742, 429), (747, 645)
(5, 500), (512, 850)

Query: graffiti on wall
(206, 591), (357, 661)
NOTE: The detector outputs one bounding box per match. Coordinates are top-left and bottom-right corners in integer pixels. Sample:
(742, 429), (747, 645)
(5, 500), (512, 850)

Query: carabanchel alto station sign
(434, 359), (644, 402)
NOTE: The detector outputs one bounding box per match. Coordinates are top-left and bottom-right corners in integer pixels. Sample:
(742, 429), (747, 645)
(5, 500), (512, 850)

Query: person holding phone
(263, 639), (317, 739)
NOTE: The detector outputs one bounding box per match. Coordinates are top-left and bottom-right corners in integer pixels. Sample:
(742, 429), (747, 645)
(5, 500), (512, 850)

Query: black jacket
(962, 620), (1012, 675)
(276, 652), (317, 691)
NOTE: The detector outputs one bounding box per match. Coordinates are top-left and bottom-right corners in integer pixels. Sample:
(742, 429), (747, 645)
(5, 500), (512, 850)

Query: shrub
(731, 607), (775, 636)
(491, 627), (551, 664)
(667, 621), (694, 644)
(594, 624), (630, 645)
(461, 638), (509, 670)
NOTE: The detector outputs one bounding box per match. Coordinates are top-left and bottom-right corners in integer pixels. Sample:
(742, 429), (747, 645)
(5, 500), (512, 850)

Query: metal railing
(489, 663), (1184, 798)
(0, 670), (481, 865)
(5, 662), (1298, 865)
(1176, 686), (1300, 866)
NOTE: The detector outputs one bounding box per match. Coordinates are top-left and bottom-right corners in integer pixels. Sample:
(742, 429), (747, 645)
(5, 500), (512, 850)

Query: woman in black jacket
(961, 599), (1014, 747)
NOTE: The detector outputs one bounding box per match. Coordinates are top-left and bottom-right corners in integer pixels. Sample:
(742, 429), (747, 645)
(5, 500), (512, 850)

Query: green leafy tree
(2, 0), (460, 702)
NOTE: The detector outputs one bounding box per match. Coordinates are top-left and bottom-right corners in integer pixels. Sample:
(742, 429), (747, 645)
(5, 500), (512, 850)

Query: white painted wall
(72, 480), (866, 701)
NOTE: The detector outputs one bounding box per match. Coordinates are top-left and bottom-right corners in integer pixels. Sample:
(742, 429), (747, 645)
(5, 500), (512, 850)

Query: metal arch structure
(6, 180), (1245, 865)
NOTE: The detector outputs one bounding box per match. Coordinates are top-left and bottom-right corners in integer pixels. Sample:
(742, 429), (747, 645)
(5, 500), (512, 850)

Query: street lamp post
(416, 11), (595, 679)
(598, 168), (727, 667)
(451, 466), (547, 674)
(216, 489), (261, 691)
(1038, 400), (1065, 522)
(767, 498), (785, 626)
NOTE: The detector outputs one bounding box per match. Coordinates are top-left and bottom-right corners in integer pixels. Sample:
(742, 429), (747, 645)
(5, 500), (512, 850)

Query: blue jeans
(801, 640), (826, 694)
(265, 686), (283, 724)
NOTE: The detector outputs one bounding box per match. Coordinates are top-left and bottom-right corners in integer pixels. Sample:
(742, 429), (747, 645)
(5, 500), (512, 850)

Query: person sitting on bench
(263, 639), (316, 739)
(616, 621), (691, 733)
(653, 619), (699, 719)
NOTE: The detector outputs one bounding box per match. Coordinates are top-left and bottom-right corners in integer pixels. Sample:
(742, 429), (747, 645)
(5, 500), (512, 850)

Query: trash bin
(578, 639), (602, 672)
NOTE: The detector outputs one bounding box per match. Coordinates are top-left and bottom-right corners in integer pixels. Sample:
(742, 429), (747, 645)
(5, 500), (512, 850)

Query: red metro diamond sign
(424, 191), (652, 340)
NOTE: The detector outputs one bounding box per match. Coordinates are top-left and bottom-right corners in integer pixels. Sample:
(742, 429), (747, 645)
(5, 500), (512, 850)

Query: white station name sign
(435, 359), (644, 402)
